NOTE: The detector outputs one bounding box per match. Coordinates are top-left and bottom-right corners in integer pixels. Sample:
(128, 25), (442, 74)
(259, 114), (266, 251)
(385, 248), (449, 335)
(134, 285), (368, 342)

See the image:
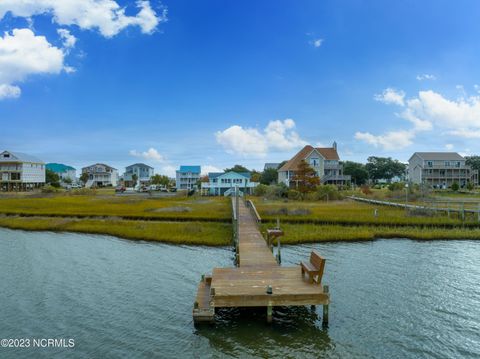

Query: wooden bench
(301, 251), (326, 284)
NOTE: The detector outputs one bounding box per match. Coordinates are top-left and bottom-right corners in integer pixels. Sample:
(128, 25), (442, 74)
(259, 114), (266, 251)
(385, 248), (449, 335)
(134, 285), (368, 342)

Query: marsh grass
(253, 199), (479, 227)
(0, 216), (231, 245)
(261, 223), (480, 244)
(0, 195), (231, 221)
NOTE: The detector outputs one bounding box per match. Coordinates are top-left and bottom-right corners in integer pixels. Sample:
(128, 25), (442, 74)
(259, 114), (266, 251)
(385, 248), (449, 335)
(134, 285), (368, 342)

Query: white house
(123, 163), (154, 188)
(201, 171), (258, 196)
(278, 143), (351, 187)
(176, 165), (201, 190)
(46, 163), (76, 182)
(82, 163), (118, 188)
(0, 150), (45, 191)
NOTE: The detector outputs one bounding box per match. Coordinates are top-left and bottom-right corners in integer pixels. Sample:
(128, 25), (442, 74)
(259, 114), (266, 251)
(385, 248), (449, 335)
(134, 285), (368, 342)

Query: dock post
(276, 238), (281, 264)
(322, 285), (329, 326)
(267, 303), (273, 323)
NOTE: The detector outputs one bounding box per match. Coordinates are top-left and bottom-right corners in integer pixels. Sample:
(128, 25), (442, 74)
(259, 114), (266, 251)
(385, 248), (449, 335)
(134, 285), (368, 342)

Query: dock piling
(322, 285), (329, 326)
(267, 303), (273, 323)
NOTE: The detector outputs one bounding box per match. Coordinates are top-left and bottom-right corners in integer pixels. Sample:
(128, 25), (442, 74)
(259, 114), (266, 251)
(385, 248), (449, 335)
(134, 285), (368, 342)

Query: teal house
(201, 171), (258, 196)
(46, 163), (76, 181)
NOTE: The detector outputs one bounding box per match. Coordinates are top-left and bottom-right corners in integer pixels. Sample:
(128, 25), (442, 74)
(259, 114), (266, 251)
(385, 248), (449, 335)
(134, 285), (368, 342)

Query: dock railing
(245, 199), (262, 224)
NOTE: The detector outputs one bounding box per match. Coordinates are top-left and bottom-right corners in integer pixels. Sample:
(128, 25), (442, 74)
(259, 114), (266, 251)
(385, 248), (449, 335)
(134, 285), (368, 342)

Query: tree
(365, 156), (406, 183)
(342, 161), (369, 185)
(63, 177), (72, 185)
(260, 167), (278, 185)
(46, 169), (60, 187)
(250, 170), (262, 183)
(224, 164), (249, 173)
(291, 160), (320, 194)
(466, 156), (480, 172)
(80, 172), (89, 184)
(132, 174), (138, 188)
(151, 174), (170, 187)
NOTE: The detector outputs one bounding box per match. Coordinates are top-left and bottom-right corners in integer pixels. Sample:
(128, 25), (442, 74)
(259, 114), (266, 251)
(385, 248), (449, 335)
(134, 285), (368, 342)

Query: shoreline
(1, 215), (479, 245)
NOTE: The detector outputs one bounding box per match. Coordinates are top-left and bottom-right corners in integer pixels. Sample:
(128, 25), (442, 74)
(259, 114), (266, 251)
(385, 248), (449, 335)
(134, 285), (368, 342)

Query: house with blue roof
(46, 163), (76, 182)
(176, 165), (201, 190)
(201, 171), (258, 196)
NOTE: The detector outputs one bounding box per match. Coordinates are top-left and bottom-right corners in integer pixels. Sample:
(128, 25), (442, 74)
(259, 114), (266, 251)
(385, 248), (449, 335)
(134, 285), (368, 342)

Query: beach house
(201, 171), (258, 196)
(176, 165), (201, 190)
(0, 150), (46, 191)
(408, 152), (478, 188)
(82, 163), (118, 188)
(278, 142), (351, 187)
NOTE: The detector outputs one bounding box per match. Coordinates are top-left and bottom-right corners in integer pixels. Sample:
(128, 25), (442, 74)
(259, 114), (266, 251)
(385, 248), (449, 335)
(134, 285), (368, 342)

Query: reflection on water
(0, 229), (479, 359)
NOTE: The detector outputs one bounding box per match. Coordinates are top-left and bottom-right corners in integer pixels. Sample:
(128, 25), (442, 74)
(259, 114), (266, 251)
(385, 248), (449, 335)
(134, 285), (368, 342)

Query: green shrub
(265, 184), (288, 199)
(388, 182), (405, 191)
(451, 182), (460, 191)
(315, 185), (343, 201)
(253, 184), (268, 197)
(467, 181), (475, 191)
(41, 185), (61, 193)
(287, 189), (302, 200)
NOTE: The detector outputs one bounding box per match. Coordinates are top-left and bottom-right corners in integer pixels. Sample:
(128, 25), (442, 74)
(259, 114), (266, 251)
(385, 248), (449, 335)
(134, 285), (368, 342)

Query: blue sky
(1, 0), (480, 176)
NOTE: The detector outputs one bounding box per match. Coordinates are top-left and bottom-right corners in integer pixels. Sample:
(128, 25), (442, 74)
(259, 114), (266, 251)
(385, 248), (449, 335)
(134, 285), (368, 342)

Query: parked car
(115, 186), (126, 193)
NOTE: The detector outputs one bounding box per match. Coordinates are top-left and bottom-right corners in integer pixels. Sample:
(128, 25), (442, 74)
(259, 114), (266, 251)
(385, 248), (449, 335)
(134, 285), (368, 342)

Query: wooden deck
(193, 195), (330, 324)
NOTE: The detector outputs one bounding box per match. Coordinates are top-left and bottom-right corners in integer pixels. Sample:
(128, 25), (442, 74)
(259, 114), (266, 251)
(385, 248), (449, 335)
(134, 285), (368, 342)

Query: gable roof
(412, 152), (465, 161)
(46, 163), (76, 173)
(208, 171), (251, 180)
(82, 163), (117, 171)
(126, 163), (154, 170)
(278, 145), (340, 172)
(0, 150), (44, 163)
(178, 165), (201, 173)
(264, 163), (281, 170)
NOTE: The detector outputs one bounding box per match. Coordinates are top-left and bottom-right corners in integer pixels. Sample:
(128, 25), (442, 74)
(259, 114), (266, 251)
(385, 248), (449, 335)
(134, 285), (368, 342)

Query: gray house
(408, 152), (478, 188)
(0, 150), (45, 191)
(123, 163), (154, 188)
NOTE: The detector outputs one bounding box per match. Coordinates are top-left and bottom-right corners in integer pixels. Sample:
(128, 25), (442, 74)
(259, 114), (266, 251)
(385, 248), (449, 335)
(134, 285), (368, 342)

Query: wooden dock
(193, 193), (330, 324)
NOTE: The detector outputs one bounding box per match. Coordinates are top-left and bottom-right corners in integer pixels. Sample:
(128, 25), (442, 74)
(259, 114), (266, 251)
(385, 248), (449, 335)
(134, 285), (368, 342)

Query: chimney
(332, 141), (337, 150)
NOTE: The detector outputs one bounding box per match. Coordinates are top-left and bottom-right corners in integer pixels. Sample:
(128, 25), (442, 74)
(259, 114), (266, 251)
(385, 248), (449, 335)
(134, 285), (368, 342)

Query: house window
(427, 161), (433, 167)
(445, 161), (450, 167)
(310, 158), (319, 167)
(455, 162), (461, 168)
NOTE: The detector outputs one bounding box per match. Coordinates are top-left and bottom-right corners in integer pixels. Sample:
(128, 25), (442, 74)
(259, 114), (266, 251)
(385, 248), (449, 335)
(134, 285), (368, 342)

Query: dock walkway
(193, 195), (330, 323)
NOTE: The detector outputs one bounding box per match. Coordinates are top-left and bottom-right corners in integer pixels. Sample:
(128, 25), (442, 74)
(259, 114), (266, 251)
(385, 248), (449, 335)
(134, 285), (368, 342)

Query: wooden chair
(301, 251), (326, 284)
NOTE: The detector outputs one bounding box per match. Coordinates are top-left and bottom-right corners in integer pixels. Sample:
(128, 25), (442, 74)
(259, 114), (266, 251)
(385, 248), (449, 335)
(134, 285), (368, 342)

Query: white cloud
(201, 165), (222, 175)
(357, 87), (480, 150)
(374, 88), (405, 106)
(215, 119), (307, 157)
(159, 165), (176, 177)
(416, 74), (436, 81)
(354, 130), (415, 151)
(312, 38), (323, 48)
(445, 144), (454, 150)
(0, 84), (21, 99)
(0, 0), (166, 38)
(129, 147), (165, 162)
(57, 28), (76, 49)
(0, 28), (68, 100)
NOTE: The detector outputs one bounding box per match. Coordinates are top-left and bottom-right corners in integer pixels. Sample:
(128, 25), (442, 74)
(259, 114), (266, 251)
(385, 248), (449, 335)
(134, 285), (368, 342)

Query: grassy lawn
(0, 216), (232, 245)
(251, 198), (480, 226)
(0, 193), (231, 221)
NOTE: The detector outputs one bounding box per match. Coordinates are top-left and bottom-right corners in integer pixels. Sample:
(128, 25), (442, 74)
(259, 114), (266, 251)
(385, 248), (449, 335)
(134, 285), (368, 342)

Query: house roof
(0, 150), (44, 163)
(412, 152), (465, 161)
(46, 163), (76, 173)
(178, 165), (201, 173)
(126, 163), (153, 169)
(208, 171), (251, 179)
(278, 145), (340, 172)
(264, 163), (281, 170)
(82, 163), (117, 171)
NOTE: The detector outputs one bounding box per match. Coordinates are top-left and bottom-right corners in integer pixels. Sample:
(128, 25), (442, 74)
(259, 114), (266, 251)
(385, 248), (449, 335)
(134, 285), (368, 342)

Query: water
(0, 228), (479, 359)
